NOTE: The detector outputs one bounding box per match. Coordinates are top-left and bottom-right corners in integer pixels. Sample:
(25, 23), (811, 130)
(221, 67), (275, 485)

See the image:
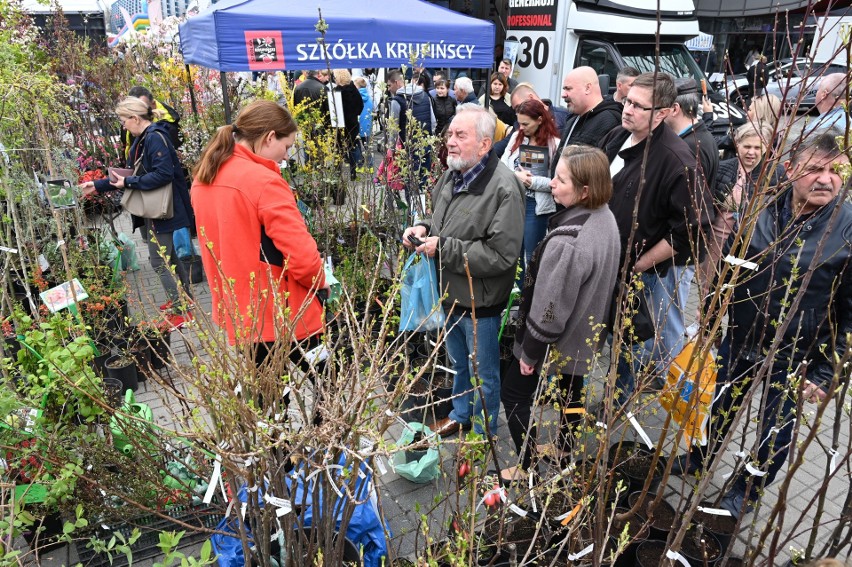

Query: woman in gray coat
(499, 145), (621, 484)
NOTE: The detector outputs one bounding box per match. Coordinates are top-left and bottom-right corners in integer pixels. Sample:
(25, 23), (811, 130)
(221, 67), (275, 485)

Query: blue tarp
(179, 0), (495, 72)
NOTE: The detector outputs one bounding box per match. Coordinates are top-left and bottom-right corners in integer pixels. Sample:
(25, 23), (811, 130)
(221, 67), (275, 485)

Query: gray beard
(447, 155), (476, 171)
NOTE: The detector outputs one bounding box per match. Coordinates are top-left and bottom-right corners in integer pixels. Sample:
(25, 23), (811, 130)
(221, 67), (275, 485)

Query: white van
(506, 0), (745, 135)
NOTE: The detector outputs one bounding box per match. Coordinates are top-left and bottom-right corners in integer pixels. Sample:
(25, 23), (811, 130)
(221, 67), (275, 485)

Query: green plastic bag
(392, 422), (440, 483)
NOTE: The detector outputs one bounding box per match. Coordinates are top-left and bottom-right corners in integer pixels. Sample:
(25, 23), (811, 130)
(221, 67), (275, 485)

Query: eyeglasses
(623, 98), (661, 112)
(118, 115), (135, 126)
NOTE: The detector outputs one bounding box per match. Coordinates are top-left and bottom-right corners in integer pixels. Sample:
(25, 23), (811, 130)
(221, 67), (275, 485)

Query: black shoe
(719, 487), (754, 520)
(670, 453), (701, 476)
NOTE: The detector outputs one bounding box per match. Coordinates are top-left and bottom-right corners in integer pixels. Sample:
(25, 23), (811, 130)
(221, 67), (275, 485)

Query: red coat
(192, 144), (325, 344)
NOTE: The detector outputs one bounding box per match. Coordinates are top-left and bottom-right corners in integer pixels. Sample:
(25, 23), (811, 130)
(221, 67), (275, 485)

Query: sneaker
(165, 311), (194, 329)
(719, 486), (754, 520)
(159, 301), (173, 311)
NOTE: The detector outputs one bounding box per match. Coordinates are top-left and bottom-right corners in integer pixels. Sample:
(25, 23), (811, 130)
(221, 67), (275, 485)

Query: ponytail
(193, 124), (237, 185)
(193, 100), (298, 185)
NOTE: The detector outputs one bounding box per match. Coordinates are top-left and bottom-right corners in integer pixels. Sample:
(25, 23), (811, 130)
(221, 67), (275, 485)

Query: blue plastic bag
(399, 253), (445, 332)
(173, 226), (193, 259)
(210, 454), (389, 567)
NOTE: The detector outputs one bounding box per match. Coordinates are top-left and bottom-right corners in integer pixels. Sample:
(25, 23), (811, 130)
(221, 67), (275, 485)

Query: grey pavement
(28, 205), (850, 566)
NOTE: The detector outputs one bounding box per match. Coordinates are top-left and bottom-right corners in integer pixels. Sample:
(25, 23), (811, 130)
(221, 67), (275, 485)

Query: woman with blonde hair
(332, 69), (364, 179)
(748, 93), (782, 132)
(192, 100), (328, 366)
(81, 96), (194, 328)
(698, 121), (786, 295)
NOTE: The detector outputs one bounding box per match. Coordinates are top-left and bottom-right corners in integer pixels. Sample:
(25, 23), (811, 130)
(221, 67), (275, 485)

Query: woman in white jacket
(500, 98), (561, 284)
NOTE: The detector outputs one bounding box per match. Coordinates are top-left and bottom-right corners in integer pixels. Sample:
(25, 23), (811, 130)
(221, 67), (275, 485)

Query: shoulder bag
(120, 130), (175, 219)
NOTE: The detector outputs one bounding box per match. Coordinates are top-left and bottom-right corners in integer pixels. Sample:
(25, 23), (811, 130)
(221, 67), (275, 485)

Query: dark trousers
(252, 336), (324, 425)
(690, 336), (797, 499)
(501, 356), (584, 470)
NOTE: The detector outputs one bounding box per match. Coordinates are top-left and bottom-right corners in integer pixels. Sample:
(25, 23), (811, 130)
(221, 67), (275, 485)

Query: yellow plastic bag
(660, 341), (717, 446)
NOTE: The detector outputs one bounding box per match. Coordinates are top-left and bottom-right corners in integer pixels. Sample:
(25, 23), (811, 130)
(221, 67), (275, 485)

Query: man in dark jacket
(402, 104), (524, 438)
(599, 72), (711, 405)
(671, 128), (852, 520)
(551, 67), (622, 176)
(293, 70), (330, 126)
(124, 86), (182, 159)
(665, 78), (719, 202)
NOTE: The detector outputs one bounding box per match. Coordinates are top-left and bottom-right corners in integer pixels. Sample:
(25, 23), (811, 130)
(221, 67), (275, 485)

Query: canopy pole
(221, 71), (233, 124)
(186, 65), (198, 116)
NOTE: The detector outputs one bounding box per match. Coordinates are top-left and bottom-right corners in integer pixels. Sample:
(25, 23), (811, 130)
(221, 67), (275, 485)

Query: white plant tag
(508, 503), (528, 517)
(305, 345), (329, 364)
(567, 544), (594, 560)
(626, 411), (654, 449)
(203, 456), (222, 504)
(666, 549), (691, 566)
(37, 254), (50, 272)
(723, 255), (758, 271)
(0, 246), (18, 254)
(264, 494), (293, 516)
(697, 506), (732, 516)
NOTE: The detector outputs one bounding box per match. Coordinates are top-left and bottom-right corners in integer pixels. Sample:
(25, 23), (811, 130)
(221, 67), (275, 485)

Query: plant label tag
(626, 411), (655, 449)
(666, 549), (692, 566)
(376, 456), (387, 476)
(0, 246), (18, 254)
(697, 506), (732, 516)
(264, 494), (293, 516)
(723, 255), (758, 271)
(40, 278), (88, 313)
(567, 544), (594, 560)
(37, 254), (49, 272)
(305, 344), (329, 364)
(508, 503), (528, 517)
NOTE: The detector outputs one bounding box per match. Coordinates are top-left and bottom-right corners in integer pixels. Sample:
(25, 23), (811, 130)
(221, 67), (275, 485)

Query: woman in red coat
(192, 100), (327, 367)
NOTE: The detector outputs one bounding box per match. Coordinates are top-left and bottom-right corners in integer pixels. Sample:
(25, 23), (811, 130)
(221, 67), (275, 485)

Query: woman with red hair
(500, 99), (561, 284)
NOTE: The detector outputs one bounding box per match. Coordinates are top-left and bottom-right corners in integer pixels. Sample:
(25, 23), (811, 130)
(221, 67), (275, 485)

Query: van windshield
(616, 43), (715, 93)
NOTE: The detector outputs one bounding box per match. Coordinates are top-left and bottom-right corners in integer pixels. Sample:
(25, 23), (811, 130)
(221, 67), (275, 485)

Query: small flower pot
(22, 510), (65, 556)
(404, 431), (428, 463)
(628, 491), (676, 542)
(693, 499), (738, 554)
(105, 354), (138, 392)
(147, 329), (172, 369)
(102, 377), (124, 409)
(635, 540), (667, 567)
(428, 371), (454, 421)
(609, 441), (667, 494)
(129, 342), (152, 382)
(679, 524), (723, 566)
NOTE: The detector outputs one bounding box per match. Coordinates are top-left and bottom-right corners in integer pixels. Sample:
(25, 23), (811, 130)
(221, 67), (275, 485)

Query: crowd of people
(83, 60), (852, 527)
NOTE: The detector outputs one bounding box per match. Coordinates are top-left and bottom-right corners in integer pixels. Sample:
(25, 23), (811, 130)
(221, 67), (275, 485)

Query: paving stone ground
(29, 202), (850, 567)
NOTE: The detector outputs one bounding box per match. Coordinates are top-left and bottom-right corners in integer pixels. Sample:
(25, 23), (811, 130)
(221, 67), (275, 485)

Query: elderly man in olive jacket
(404, 104), (524, 438)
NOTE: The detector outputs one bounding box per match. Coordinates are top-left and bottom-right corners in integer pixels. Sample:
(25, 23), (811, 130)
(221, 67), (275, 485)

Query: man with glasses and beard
(403, 104), (524, 439)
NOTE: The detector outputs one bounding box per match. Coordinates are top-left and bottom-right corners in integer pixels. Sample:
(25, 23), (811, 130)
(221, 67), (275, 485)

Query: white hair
(455, 103), (495, 141)
(454, 76), (474, 95)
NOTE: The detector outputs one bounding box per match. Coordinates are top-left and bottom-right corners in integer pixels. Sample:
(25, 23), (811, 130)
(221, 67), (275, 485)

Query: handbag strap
(131, 129), (171, 176)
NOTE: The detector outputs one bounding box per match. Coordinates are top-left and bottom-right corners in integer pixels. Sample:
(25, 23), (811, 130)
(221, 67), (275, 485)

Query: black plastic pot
(693, 500), (738, 554)
(129, 342), (152, 382)
(102, 377), (124, 409)
(91, 348), (112, 378)
(428, 371), (454, 421)
(635, 539), (667, 567)
(148, 330), (172, 369)
(609, 441), (667, 494)
(610, 507), (649, 567)
(680, 525), (723, 566)
(23, 510), (65, 556)
(628, 491), (676, 542)
(400, 377), (430, 424)
(105, 354), (138, 392)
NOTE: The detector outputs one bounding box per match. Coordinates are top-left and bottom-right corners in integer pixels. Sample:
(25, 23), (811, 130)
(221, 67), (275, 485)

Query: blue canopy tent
(179, 0), (495, 121)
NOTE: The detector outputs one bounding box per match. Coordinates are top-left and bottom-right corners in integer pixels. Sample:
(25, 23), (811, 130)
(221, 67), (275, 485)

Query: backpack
(393, 91), (433, 143)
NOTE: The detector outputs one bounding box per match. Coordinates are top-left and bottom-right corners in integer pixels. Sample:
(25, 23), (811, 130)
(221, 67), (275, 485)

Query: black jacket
(293, 76), (330, 125)
(599, 123), (712, 271)
(552, 98), (623, 176)
(714, 157), (786, 206)
(336, 82), (364, 145)
(433, 95), (456, 135)
(95, 122), (192, 234)
(680, 120), (720, 194)
(724, 190), (852, 389)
